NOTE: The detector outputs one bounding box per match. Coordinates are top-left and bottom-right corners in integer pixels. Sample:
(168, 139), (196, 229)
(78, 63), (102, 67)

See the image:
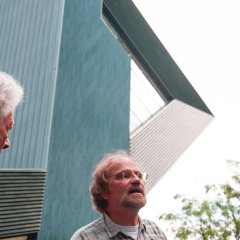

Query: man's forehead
(108, 157), (139, 171)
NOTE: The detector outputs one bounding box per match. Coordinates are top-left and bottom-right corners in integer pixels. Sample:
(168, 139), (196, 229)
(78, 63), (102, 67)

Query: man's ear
(101, 192), (109, 200)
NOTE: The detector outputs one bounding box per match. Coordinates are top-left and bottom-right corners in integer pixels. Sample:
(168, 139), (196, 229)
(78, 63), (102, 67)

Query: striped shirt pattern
(70, 214), (167, 240)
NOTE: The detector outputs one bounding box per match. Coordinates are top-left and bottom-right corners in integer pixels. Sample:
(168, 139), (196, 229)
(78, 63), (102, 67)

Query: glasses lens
(113, 171), (148, 181)
(122, 171), (132, 180)
(136, 172), (142, 179)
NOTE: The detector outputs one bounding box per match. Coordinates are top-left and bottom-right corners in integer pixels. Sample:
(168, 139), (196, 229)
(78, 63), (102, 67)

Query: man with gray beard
(70, 150), (167, 240)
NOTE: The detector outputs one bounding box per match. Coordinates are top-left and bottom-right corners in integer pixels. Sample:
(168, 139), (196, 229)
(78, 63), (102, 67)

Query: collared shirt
(70, 214), (167, 240)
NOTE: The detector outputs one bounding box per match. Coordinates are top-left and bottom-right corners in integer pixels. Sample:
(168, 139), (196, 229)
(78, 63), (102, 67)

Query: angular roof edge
(103, 0), (213, 116)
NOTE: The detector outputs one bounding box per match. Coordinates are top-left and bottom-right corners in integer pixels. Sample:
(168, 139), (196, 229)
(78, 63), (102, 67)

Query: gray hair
(0, 72), (24, 121)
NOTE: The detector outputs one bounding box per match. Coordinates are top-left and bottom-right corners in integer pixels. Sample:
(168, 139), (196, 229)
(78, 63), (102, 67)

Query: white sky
(132, 0), (240, 237)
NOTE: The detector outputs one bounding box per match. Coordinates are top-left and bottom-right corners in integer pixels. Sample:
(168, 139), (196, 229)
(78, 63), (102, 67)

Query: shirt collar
(103, 213), (146, 238)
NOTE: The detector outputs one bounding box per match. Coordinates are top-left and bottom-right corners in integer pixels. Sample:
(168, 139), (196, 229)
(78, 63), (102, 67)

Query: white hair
(0, 72), (24, 121)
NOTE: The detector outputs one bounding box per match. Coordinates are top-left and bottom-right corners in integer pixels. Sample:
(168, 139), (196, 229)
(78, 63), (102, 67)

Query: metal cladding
(130, 100), (214, 193)
(0, 169), (46, 238)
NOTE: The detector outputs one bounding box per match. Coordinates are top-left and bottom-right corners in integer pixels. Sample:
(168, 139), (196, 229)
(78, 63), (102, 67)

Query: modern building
(0, 1), (213, 239)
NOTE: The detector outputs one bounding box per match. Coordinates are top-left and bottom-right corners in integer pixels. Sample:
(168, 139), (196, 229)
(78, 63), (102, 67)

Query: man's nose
(130, 174), (141, 183)
(132, 173), (141, 180)
(3, 138), (10, 149)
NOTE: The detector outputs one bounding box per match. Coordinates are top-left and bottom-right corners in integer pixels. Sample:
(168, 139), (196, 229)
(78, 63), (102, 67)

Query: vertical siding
(0, 0), (65, 168)
(39, 0), (130, 239)
(0, 0), (130, 238)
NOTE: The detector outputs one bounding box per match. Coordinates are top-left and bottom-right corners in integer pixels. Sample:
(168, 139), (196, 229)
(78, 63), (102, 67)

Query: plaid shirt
(70, 214), (167, 240)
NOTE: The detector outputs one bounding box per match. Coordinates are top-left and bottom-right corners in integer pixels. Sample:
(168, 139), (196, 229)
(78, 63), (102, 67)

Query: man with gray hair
(0, 71), (24, 153)
(70, 150), (167, 240)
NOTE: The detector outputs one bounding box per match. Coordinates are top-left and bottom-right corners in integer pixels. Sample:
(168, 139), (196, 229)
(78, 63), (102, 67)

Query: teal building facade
(0, 0), (130, 239)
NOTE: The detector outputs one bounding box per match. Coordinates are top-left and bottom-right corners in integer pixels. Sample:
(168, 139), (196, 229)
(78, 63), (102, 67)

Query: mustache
(127, 186), (145, 195)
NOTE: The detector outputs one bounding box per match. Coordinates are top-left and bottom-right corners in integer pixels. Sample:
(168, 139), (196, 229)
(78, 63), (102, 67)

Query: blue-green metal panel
(39, 0), (130, 239)
(0, 0), (64, 168)
(103, 0), (213, 116)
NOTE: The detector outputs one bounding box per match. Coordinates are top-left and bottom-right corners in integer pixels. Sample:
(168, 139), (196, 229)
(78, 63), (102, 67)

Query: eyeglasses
(109, 170), (148, 181)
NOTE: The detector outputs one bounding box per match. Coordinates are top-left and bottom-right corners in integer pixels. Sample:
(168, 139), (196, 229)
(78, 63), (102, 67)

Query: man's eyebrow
(117, 169), (140, 173)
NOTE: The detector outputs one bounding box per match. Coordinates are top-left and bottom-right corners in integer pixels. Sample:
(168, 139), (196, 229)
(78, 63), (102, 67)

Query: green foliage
(159, 160), (240, 240)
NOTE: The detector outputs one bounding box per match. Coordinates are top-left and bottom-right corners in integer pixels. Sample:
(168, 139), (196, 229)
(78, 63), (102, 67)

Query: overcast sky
(132, 0), (240, 237)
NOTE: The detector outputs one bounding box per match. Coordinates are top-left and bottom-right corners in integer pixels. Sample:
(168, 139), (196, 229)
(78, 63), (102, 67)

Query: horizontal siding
(0, 169), (46, 238)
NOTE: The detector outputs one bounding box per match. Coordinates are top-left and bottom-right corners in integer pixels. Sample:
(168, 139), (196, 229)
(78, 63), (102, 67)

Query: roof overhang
(102, 0), (214, 192)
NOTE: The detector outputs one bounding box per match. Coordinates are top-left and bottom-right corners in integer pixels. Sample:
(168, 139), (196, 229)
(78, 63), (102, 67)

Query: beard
(120, 193), (146, 209)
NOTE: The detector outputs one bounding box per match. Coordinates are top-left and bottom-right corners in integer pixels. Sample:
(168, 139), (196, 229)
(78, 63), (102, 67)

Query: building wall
(0, 0), (130, 239)
(39, 1), (130, 239)
(0, 0), (64, 168)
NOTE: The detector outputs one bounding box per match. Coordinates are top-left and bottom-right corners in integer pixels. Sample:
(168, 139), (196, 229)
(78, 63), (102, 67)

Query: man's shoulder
(79, 217), (104, 231)
(70, 218), (106, 240)
(142, 218), (158, 227)
(141, 218), (167, 239)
